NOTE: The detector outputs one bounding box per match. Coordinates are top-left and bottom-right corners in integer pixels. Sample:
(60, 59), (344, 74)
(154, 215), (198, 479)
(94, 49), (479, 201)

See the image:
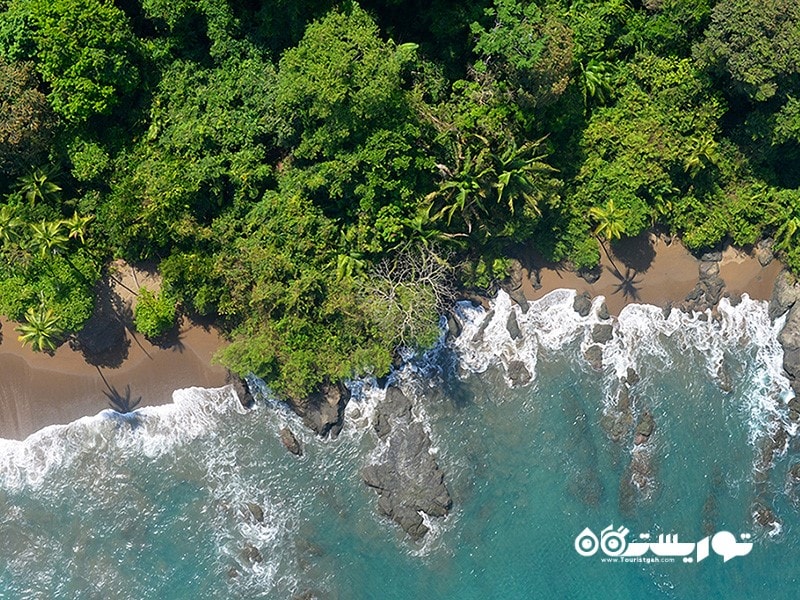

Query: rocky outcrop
(634, 411), (655, 445)
(681, 253), (725, 312)
(755, 238), (775, 267)
(591, 323), (614, 344)
(226, 371), (254, 408)
(246, 502), (264, 523)
(770, 270), (800, 320)
(471, 309), (495, 344)
(506, 310), (521, 340)
(279, 427), (303, 456)
(289, 381), (350, 438)
(773, 271), (800, 398)
(573, 292), (592, 317)
(506, 360), (531, 386)
(362, 386), (452, 541)
(501, 260), (530, 313)
(584, 344), (603, 371)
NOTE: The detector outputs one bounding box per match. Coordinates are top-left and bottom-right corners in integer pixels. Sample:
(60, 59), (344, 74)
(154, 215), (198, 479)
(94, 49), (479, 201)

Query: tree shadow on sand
(607, 266), (643, 302)
(101, 383), (144, 429)
(610, 232), (656, 274)
(71, 278), (131, 368)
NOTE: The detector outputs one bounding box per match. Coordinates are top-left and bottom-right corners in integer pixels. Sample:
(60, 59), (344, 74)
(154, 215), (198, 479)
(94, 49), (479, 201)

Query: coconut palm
(493, 138), (558, 217)
(683, 134), (720, 177)
(16, 305), (63, 352)
(588, 199), (628, 272)
(28, 219), (68, 258)
(15, 167), (62, 206)
(61, 212), (94, 244)
(0, 205), (23, 245)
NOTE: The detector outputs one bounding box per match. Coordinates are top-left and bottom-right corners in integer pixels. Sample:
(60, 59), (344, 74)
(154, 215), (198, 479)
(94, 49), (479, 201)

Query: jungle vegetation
(1, 0), (799, 398)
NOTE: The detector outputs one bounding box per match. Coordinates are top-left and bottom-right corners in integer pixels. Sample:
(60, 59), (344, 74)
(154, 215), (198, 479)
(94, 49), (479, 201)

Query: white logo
(574, 525), (753, 563)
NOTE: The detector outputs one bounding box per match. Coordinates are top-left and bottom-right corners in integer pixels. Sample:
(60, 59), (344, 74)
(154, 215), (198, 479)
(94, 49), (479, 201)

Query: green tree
(16, 303), (62, 352)
(28, 219), (68, 257)
(15, 167), (61, 206)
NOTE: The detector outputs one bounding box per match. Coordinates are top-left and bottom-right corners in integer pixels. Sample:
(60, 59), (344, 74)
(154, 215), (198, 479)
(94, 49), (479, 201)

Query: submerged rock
(584, 344), (603, 371)
(246, 502), (264, 523)
(624, 367), (640, 386)
(279, 427), (303, 456)
(506, 360), (531, 387)
(290, 381), (350, 437)
(241, 542), (263, 564)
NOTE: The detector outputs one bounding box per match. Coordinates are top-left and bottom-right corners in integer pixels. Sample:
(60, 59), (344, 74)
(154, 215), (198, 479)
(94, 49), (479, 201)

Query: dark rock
(578, 265), (602, 284)
(279, 427), (303, 456)
(362, 421), (452, 541)
(241, 543), (263, 564)
(373, 411), (391, 439)
(530, 269), (542, 290)
(780, 305), (800, 384)
(227, 567), (239, 579)
(584, 344), (603, 370)
(635, 411), (655, 439)
(788, 396), (800, 421)
(601, 411), (633, 443)
(382, 387), (413, 420)
(699, 260), (720, 279)
(507, 286), (530, 314)
(573, 292), (592, 317)
(506, 310), (521, 340)
(246, 502), (264, 523)
(715, 362), (733, 393)
(446, 312), (462, 340)
(727, 291), (743, 307)
(616, 385), (631, 412)
(591, 323), (614, 344)
(597, 301), (610, 321)
(771, 270), (800, 320)
(624, 368), (640, 386)
(755, 238), (774, 267)
(662, 304), (673, 319)
(789, 462), (800, 481)
(700, 251), (722, 262)
(507, 360), (531, 386)
(704, 276), (725, 305)
(471, 309), (495, 344)
(753, 503), (779, 530)
(290, 381), (350, 437)
(226, 371), (254, 408)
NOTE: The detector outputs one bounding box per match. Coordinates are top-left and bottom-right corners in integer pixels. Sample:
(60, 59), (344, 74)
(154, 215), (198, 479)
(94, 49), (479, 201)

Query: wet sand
(0, 317), (228, 440)
(519, 233), (781, 315)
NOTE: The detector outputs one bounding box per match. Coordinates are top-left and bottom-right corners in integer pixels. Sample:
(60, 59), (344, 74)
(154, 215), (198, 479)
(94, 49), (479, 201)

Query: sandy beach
(0, 262), (228, 440)
(0, 235), (784, 440)
(519, 233), (782, 315)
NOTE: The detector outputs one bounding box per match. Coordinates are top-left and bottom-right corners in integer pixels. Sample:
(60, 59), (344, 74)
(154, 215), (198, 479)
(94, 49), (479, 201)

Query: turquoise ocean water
(2, 289), (799, 599)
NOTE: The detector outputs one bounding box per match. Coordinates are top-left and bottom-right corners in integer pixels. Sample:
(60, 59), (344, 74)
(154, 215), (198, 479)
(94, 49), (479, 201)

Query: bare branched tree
(362, 245), (456, 349)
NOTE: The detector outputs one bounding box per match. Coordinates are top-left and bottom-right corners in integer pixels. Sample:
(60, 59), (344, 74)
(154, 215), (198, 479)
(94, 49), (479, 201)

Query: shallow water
(1, 290), (799, 599)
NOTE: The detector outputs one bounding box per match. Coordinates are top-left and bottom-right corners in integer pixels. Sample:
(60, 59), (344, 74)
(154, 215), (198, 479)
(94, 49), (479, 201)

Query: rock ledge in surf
(288, 380), (350, 438)
(362, 386), (452, 541)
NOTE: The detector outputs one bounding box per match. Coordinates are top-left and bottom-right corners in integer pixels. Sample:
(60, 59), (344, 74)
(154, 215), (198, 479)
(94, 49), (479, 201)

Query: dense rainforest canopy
(1, 0), (799, 398)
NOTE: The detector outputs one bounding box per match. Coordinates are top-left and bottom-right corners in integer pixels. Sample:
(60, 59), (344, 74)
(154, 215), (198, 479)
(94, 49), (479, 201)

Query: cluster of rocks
(361, 386), (452, 541)
(574, 292), (612, 371)
(288, 380), (351, 438)
(681, 251), (726, 313)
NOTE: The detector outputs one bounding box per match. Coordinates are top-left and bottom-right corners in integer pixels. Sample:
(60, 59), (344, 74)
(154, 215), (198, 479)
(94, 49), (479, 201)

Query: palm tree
(28, 220), (68, 258)
(61, 212), (94, 244)
(0, 205), (23, 245)
(426, 139), (494, 234)
(16, 305), (63, 352)
(15, 167), (62, 206)
(493, 138), (558, 217)
(588, 199), (628, 272)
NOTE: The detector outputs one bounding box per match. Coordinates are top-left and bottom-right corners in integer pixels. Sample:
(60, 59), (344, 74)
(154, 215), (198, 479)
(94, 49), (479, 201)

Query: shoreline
(0, 234), (786, 441)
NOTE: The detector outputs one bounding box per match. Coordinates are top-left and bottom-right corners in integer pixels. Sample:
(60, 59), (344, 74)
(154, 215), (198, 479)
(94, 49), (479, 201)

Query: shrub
(133, 287), (176, 339)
